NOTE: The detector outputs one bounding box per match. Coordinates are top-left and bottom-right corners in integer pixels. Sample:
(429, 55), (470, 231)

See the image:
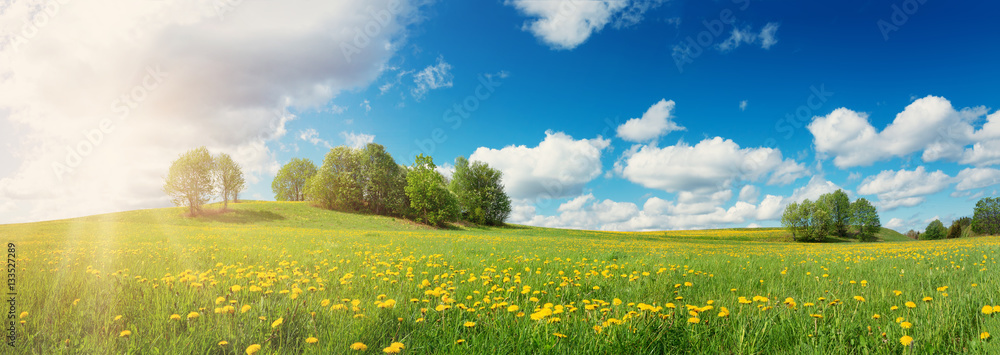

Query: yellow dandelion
(922, 296), (933, 302)
(271, 317), (283, 328)
(350, 342), (368, 351)
(900, 335), (914, 346)
(18, 312), (27, 319)
(872, 314), (880, 319)
(246, 344), (261, 354)
(687, 317), (700, 324)
(230, 285), (241, 293)
(554, 332), (567, 338)
(216, 297), (226, 305)
(169, 314), (181, 321)
(187, 312), (200, 320)
(241, 305), (251, 313)
(810, 314), (823, 319)
(981, 332), (991, 341)
(391, 342), (405, 349)
(853, 296), (865, 302)
(905, 301), (916, 309)
(508, 305), (519, 312)
(113, 315), (122, 321)
(455, 339), (466, 344)
(900, 321), (912, 329)
(383, 346), (401, 354)
(983, 305), (994, 315)
(119, 330), (131, 338)
(306, 337), (318, 344)
(218, 341), (229, 346)
(464, 321), (476, 328)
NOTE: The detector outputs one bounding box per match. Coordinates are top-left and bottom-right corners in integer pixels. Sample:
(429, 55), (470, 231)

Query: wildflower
(306, 337), (318, 344)
(554, 332), (567, 338)
(170, 314), (181, 321)
(350, 342), (368, 351)
(218, 341), (228, 346)
(900, 321), (912, 329)
(271, 317), (283, 328)
(905, 302), (916, 309)
(18, 312), (27, 319)
(922, 296), (933, 302)
(384, 346), (401, 354)
(893, 290), (902, 296)
(241, 305), (251, 313)
(810, 314), (823, 319)
(464, 321), (476, 328)
(246, 344), (261, 354)
(113, 315), (122, 321)
(872, 314), (880, 319)
(119, 330), (132, 338)
(718, 307), (730, 317)
(900, 335), (914, 346)
(216, 297), (226, 305)
(982, 305), (994, 315)
(187, 312), (200, 320)
(391, 342), (405, 349)
(687, 317), (700, 324)
(455, 339), (466, 344)
(982, 332), (991, 341)
(853, 296), (865, 302)
(72, 299), (81, 306)
(230, 285), (241, 292)
(508, 305), (519, 312)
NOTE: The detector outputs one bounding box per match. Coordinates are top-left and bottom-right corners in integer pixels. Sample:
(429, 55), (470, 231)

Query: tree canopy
(449, 156), (511, 226)
(163, 147), (217, 216)
(214, 152), (245, 210)
(272, 158), (317, 202)
(404, 154), (459, 227)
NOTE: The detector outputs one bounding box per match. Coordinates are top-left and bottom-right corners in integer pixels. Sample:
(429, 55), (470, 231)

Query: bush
(971, 197), (1000, 235)
(921, 219), (947, 240)
(905, 230), (919, 240)
(946, 221), (963, 239)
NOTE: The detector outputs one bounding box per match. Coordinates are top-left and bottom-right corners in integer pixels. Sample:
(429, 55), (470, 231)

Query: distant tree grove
(163, 147), (246, 215)
(274, 143), (512, 227)
(780, 190), (881, 242)
(912, 197), (1000, 240)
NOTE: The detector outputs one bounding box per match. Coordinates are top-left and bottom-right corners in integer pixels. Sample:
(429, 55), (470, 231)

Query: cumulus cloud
(856, 167), (953, 210)
(808, 96), (994, 168)
(411, 56), (453, 100)
(954, 167), (1000, 191)
(341, 132), (375, 149)
(507, 0), (662, 50)
(470, 130), (610, 200)
(717, 22), (780, 52)
(615, 99), (685, 142)
(299, 129), (332, 148)
(739, 100), (748, 111)
(0, 0), (421, 223)
(614, 137), (808, 196)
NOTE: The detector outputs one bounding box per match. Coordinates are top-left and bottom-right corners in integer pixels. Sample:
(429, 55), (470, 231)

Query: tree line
(907, 197), (1000, 240)
(271, 143), (512, 227)
(780, 190), (882, 242)
(163, 147), (246, 215)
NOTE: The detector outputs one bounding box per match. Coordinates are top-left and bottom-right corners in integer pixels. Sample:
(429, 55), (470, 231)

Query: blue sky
(1, 0), (998, 231)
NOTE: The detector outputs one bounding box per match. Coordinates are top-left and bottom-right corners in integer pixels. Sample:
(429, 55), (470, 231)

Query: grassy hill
(9, 201), (991, 355)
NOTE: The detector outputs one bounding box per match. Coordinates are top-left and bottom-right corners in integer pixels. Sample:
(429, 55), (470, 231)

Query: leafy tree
(921, 219), (947, 240)
(781, 199), (830, 242)
(163, 147), (216, 216)
(404, 154), (459, 226)
(449, 156), (512, 226)
(850, 197), (880, 242)
(214, 153), (245, 210)
(971, 197), (1000, 235)
(308, 147), (364, 211)
(905, 230), (919, 240)
(946, 220), (963, 239)
(818, 190), (851, 238)
(272, 158), (317, 201)
(359, 143), (408, 216)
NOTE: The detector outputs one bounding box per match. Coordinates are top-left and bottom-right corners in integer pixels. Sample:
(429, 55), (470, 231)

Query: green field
(5, 201), (999, 354)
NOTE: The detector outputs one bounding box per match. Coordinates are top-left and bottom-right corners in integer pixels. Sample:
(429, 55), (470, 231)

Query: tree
(921, 219), (947, 240)
(850, 198), (881, 242)
(781, 201), (808, 241)
(449, 156), (512, 226)
(905, 230), (919, 240)
(404, 154), (459, 226)
(308, 147), (364, 211)
(163, 147), (216, 216)
(359, 143), (408, 216)
(971, 197), (1000, 235)
(946, 220), (963, 239)
(272, 158), (317, 201)
(781, 199), (830, 242)
(818, 190), (851, 238)
(214, 153), (245, 210)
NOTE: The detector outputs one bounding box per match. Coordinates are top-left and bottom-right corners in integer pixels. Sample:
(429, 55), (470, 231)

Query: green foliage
(971, 197), (1000, 235)
(849, 198), (880, 242)
(781, 202), (807, 241)
(781, 199), (831, 242)
(272, 158), (317, 201)
(404, 154), (459, 226)
(163, 147), (216, 215)
(904, 230), (919, 240)
(213, 153), (245, 210)
(921, 219), (947, 240)
(448, 156), (512, 226)
(307, 147), (364, 211)
(946, 220), (963, 239)
(819, 189), (851, 237)
(359, 144), (408, 217)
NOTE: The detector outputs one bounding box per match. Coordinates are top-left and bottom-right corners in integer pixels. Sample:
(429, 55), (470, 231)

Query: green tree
(818, 190), (851, 238)
(308, 147), (364, 211)
(781, 201), (808, 241)
(214, 153), (245, 210)
(272, 158), (317, 201)
(921, 219), (947, 240)
(404, 154), (459, 226)
(781, 199), (831, 242)
(849, 197), (880, 242)
(946, 220), (963, 239)
(163, 147), (216, 216)
(449, 156), (512, 226)
(360, 143), (408, 216)
(971, 197), (1000, 235)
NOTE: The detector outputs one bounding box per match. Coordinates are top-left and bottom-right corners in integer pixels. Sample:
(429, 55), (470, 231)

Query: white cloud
(717, 22), (780, 52)
(411, 56), (454, 100)
(506, 0), (630, 50)
(341, 132), (375, 149)
(615, 99), (685, 142)
(299, 129), (332, 148)
(809, 96), (992, 168)
(614, 136), (807, 195)
(0, 0), (421, 224)
(955, 167), (1000, 191)
(885, 218), (905, 229)
(436, 163), (456, 181)
(738, 185), (760, 204)
(739, 100), (748, 111)
(856, 166), (953, 210)
(470, 130), (610, 200)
